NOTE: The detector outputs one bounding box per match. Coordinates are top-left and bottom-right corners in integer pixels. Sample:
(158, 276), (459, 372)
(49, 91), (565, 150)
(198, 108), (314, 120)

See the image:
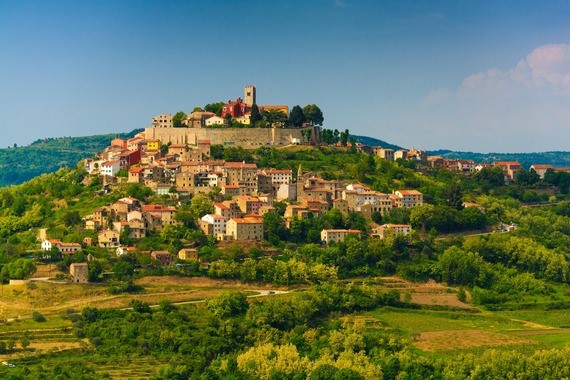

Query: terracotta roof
(230, 217), (263, 224)
(264, 169), (292, 174)
(61, 242), (82, 247)
(235, 196), (262, 202)
(530, 164), (553, 169)
(396, 190), (422, 196)
(202, 160), (224, 165)
(224, 162), (257, 169)
(120, 150), (137, 157)
(197, 139), (211, 144)
(214, 203), (229, 209)
(496, 161), (521, 167)
(322, 229), (361, 233)
(203, 214), (228, 220)
(304, 199), (329, 205)
(142, 205), (176, 212)
(259, 105), (288, 109)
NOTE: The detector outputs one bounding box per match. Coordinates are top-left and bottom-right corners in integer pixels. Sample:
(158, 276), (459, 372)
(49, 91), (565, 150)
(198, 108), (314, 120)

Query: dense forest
(0, 130), (141, 187)
(0, 144), (569, 379)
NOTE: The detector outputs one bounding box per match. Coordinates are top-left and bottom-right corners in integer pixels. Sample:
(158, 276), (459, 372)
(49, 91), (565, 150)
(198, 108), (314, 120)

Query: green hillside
(0, 130), (142, 187)
(0, 144), (569, 378)
(353, 134), (402, 150)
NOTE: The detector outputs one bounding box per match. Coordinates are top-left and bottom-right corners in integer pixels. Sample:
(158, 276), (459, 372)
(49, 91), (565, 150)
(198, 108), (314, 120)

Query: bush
(32, 311), (46, 322)
(457, 287), (467, 303)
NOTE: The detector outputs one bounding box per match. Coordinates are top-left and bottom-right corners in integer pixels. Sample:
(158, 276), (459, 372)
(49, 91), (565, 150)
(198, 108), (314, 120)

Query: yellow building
(146, 139), (161, 151)
(226, 217), (264, 240)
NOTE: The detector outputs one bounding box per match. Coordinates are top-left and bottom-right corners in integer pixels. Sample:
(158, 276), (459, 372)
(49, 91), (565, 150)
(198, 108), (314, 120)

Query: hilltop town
(34, 87), (566, 273)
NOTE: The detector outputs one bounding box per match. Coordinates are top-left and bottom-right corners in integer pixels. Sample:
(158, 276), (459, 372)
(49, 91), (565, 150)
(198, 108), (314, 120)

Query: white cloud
(526, 44), (570, 86)
(334, 0), (351, 8)
(456, 43), (570, 96)
(412, 44), (570, 152)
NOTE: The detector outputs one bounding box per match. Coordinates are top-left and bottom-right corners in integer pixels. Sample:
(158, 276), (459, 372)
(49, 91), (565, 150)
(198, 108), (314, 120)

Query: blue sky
(1, 0), (570, 152)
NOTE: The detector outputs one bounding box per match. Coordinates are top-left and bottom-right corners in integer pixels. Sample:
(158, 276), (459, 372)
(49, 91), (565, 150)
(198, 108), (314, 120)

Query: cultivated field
(0, 275), (266, 319)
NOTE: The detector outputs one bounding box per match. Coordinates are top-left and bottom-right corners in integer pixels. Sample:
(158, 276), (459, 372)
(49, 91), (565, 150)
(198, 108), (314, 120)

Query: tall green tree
(288, 105), (306, 128)
(190, 193), (214, 218)
(339, 129), (350, 146)
(204, 102), (226, 116)
(444, 182), (464, 210)
(172, 111), (187, 128)
(62, 210), (82, 227)
(250, 104), (262, 125)
(1, 258), (36, 280)
(262, 109), (288, 127)
(303, 104), (324, 125)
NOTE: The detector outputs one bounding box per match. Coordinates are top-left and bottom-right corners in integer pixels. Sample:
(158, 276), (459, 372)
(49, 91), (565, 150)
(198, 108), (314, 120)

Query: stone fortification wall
(144, 126), (313, 147)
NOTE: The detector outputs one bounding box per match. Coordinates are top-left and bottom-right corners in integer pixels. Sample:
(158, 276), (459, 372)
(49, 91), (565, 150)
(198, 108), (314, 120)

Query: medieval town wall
(144, 126), (316, 147)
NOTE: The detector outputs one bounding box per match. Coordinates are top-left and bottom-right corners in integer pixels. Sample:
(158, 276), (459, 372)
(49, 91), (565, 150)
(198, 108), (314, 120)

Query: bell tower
(244, 85), (256, 106)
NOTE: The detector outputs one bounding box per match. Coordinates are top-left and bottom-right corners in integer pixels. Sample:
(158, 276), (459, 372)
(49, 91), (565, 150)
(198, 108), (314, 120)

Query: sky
(1, 0), (570, 153)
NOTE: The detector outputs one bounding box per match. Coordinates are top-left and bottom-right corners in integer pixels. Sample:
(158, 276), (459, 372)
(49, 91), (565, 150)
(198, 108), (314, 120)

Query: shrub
(32, 311), (46, 322)
(457, 287), (467, 303)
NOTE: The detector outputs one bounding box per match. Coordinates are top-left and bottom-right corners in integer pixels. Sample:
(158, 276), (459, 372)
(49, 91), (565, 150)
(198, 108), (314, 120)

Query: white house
(205, 115), (227, 127)
(100, 161), (121, 177)
(392, 190), (423, 208)
(41, 239), (81, 254)
(371, 224), (412, 239)
(201, 214), (228, 235)
(320, 229), (361, 244)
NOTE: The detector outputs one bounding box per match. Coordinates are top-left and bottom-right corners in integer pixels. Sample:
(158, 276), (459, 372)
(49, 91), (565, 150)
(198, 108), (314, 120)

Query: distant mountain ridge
(352, 135), (402, 150)
(0, 130), (141, 187)
(427, 150), (570, 169)
(353, 135), (569, 169)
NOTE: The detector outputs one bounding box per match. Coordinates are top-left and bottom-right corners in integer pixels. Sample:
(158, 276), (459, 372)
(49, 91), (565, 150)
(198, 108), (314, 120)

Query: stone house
(226, 217), (264, 241)
(70, 263), (89, 283)
(320, 229), (361, 244)
(98, 230), (120, 248)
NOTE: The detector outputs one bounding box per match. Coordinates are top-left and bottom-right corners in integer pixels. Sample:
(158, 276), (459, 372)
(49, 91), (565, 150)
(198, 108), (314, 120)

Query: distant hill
(0, 129), (142, 187)
(352, 135), (402, 150)
(427, 150), (570, 169)
(354, 134), (570, 169)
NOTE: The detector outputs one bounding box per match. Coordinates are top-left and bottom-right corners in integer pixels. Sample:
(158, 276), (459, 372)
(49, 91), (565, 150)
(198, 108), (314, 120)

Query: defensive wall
(144, 126), (320, 148)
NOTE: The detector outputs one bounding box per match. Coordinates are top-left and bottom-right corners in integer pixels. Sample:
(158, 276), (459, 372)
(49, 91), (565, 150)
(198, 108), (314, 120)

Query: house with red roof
(392, 190), (423, 208)
(530, 164), (553, 179)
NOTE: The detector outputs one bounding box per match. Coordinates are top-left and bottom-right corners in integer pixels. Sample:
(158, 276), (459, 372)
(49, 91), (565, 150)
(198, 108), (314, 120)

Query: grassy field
(501, 309), (570, 328)
(367, 308), (528, 334)
(0, 276), (266, 319)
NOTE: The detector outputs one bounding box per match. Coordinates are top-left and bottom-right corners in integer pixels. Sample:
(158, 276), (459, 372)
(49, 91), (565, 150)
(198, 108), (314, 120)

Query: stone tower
(244, 85), (256, 106)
